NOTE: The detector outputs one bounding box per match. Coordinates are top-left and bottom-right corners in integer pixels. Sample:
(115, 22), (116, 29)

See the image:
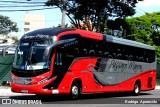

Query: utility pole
(61, 0), (66, 28)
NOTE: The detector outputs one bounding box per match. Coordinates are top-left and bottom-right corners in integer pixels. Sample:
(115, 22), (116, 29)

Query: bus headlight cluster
(11, 76), (32, 85)
(38, 76), (51, 84)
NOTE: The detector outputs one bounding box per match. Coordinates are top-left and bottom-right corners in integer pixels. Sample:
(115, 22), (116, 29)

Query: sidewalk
(155, 86), (160, 89)
(0, 86), (160, 97)
(0, 86), (33, 97)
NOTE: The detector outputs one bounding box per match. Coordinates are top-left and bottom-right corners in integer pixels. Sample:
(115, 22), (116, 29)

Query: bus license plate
(21, 90), (28, 93)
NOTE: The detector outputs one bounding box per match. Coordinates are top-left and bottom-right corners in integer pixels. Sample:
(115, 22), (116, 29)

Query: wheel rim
(72, 85), (78, 96)
(135, 84), (139, 94)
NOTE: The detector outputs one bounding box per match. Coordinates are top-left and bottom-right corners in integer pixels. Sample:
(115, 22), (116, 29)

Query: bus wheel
(133, 82), (140, 95)
(70, 82), (81, 100)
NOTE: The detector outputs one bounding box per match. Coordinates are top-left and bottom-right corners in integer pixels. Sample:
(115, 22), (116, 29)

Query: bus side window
(116, 48), (122, 59)
(128, 55), (134, 61)
(89, 50), (95, 56)
(83, 49), (87, 55)
(146, 57), (149, 63)
(146, 50), (151, 63)
(125, 55), (129, 60)
(103, 42), (109, 58)
(82, 38), (90, 56)
(73, 47), (79, 56)
(99, 51), (103, 57)
(135, 56), (139, 61)
(96, 42), (103, 57)
(148, 50), (155, 63)
(104, 52), (109, 58)
(55, 52), (63, 65)
(139, 57), (144, 62)
(112, 52), (116, 59)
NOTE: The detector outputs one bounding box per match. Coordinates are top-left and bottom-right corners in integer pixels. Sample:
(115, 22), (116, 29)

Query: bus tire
(70, 82), (81, 100)
(133, 82), (140, 95)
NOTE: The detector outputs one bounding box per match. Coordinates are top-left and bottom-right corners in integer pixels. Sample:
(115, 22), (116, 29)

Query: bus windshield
(13, 40), (51, 70)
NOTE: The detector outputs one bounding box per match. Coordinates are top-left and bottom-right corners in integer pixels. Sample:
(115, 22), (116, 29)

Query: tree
(11, 36), (19, 43)
(107, 18), (128, 36)
(108, 12), (160, 63)
(53, 23), (73, 28)
(45, 0), (143, 33)
(125, 17), (153, 45)
(0, 15), (18, 35)
(124, 12), (160, 46)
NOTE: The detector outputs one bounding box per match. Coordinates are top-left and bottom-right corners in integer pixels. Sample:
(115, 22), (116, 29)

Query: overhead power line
(0, 1), (45, 4)
(0, 5), (45, 8)
(0, 7), (58, 12)
(136, 7), (147, 13)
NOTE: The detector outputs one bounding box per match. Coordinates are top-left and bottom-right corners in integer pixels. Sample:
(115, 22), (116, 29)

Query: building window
(25, 22), (30, 25)
(24, 28), (30, 32)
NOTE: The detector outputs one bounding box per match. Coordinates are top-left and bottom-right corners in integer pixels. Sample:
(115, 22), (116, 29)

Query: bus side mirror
(2, 44), (16, 57)
(2, 47), (8, 57)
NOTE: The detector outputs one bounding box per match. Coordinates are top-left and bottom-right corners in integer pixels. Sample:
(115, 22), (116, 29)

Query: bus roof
(21, 28), (75, 40)
(20, 28), (155, 51)
(104, 35), (155, 50)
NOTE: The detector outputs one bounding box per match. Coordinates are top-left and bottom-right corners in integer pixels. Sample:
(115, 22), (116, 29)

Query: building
(0, 35), (15, 44)
(24, 14), (46, 33)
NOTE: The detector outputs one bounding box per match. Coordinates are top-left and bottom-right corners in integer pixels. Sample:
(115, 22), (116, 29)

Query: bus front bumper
(11, 77), (60, 95)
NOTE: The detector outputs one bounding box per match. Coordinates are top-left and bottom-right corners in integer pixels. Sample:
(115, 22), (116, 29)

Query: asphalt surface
(0, 89), (160, 105)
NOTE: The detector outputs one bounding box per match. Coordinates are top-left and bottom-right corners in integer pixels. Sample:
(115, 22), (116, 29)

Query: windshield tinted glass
(13, 40), (51, 70)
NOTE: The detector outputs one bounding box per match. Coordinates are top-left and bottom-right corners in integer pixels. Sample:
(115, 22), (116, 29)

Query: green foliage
(108, 12), (160, 63)
(53, 23), (67, 28)
(124, 12), (160, 46)
(46, 0), (140, 32)
(0, 15), (18, 35)
(11, 36), (19, 43)
(155, 46), (160, 64)
(108, 18), (128, 30)
(53, 23), (74, 28)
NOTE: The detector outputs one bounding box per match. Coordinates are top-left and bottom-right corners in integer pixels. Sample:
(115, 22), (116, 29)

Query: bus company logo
(19, 78), (31, 85)
(22, 78), (31, 85)
(23, 34), (49, 39)
(23, 79), (27, 85)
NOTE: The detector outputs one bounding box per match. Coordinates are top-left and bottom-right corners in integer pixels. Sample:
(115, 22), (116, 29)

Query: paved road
(0, 89), (160, 105)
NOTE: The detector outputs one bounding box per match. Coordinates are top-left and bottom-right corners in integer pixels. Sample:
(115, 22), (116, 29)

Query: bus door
(51, 40), (79, 88)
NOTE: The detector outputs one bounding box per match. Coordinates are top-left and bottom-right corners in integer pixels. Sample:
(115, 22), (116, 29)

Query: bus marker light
(52, 90), (59, 94)
(43, 89), (48, 91)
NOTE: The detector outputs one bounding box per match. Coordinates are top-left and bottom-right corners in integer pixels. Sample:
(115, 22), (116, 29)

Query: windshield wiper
(27, 45), (33, 65)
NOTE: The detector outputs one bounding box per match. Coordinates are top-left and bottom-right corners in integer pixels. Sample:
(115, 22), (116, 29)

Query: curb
(0, 87), (33, 97)
(0, 86), (160, 97)
(155, 86), (160, 89)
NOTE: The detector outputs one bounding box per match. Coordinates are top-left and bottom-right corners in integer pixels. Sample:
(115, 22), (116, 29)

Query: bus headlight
(11, 76), (14, 81)
(38, 76), (51, 84)
(53, 36), (57, 41)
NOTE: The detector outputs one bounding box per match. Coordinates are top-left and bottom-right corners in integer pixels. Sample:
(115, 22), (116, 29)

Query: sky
(135, 0), (160, 16)
(0, 0), (70, 38)
(0, 0), (160, 38)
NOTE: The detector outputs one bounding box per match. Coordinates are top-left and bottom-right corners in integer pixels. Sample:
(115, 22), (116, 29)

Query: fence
(156, 64), (160, 85)
(0, 54), (14, 84)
